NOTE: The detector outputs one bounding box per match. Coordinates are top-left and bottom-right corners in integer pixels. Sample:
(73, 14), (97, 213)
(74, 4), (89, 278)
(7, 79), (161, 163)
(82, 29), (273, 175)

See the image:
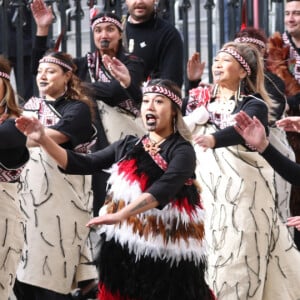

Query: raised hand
(31, 0), (54, 35)
(102, 54), (131, 88)
(187, 52), (205, 82)
(234, 111), (269, 153)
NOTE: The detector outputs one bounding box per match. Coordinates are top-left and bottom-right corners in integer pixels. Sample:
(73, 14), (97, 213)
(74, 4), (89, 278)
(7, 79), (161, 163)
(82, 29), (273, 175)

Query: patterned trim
(143, 85), (182, 109)
(0, 71), (10, 81)
(219, 47), (252, 76)
(282, 32), (300, 83)
(0, 162), (27, 182)
(142, 136), (168, 170)
(234, 37), (266, 49)
(91, 16), (123, 31)
(142, 136), (192, 185)
(39, 57), (73, 71)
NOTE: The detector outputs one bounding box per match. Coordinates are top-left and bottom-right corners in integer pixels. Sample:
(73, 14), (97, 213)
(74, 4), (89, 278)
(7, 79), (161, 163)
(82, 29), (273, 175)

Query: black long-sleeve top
(0, 118), (28, 168)
(63, 133), (196, 207)
(32, 36), (144, 106)
(262, 143), (300, 186)
(125, 13), (184, 88)
(212, 94), (269, 148)
(46, 96), (94, 149)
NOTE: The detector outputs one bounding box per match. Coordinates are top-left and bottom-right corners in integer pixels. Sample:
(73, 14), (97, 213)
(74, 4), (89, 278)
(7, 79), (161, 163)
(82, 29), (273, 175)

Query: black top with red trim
(64, 132), (197, 207)
(212, 94), (269, 148)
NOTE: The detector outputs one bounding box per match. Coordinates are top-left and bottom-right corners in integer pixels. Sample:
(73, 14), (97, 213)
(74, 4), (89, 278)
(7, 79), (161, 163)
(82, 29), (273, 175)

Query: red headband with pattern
(219, 47), (252, 76)
(143, 85), (182, 109)
(234, 37), (266, 49)
(0, 71), (10, 81)
(39, 57), (73, 72)
(91, 16), (123, 32)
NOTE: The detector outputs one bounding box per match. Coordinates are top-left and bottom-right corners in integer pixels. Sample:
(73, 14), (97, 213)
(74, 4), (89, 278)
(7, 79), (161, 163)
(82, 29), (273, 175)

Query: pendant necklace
(143, 136), (166, 155)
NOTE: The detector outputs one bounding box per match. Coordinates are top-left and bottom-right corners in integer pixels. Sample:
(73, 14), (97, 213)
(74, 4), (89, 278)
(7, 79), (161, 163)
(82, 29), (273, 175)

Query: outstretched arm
(286, 216), (300, 231)
(86, 192), (159, 226)
(234, 111), (300, 185)
(276, 116), (300, 132)
(15, 116), (68, 169)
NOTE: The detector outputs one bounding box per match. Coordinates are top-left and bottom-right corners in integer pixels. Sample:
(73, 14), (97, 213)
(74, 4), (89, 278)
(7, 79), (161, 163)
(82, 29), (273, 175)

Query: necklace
(143, 136), (166, 155)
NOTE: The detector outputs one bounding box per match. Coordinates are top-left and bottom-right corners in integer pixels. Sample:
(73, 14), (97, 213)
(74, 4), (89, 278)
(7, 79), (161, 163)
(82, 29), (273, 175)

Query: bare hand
(187, 52), (205, 82)
(15, 116), (45, 143)
(234, 111), (269, 153)
(86, 212), (123, 227)
(102, 54), (131, 88)
(276, 116), (300, 132)
(193, 134), (215, 151)
(286, 216), (300, 231)
(31, 0), (54, 33)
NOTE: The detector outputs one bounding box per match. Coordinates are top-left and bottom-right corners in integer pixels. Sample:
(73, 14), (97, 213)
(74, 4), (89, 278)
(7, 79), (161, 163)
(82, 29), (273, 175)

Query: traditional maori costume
(16, 97), (97, 294)
(63, 133), (215, 300)
(186, 86), (300, 300)
(0, 118), (29, 300)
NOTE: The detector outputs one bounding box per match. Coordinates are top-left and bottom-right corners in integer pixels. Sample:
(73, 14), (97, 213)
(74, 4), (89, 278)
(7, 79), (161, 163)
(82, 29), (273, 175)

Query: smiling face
(126, 0), (155, 23)
(36, 62), (71, 100)
(212, 51), (247, 90)
(93, 22), (122, 56)
(285, 1), (300, 39)
(141, 93), (175, 137)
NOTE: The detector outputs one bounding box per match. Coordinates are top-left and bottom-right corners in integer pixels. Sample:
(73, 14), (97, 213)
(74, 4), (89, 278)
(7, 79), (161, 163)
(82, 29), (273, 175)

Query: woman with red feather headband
(0, 55), (29, 300)
(15, 78), (216, 300)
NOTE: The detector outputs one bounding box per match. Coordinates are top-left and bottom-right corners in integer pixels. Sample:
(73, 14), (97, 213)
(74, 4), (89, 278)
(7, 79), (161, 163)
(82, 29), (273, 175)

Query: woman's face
(93, 22), (122, 56)
(141, 92), (175, 136)
(36, 62), (71, 99)
(212, 51), (246, 89)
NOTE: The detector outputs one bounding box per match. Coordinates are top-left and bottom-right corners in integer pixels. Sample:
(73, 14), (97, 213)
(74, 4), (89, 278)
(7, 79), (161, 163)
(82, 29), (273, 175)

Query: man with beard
(124, 0), (184, 88)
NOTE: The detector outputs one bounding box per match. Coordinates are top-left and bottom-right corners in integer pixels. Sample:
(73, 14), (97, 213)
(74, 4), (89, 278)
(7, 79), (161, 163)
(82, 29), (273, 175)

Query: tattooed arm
(86, 193), (159, 227)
